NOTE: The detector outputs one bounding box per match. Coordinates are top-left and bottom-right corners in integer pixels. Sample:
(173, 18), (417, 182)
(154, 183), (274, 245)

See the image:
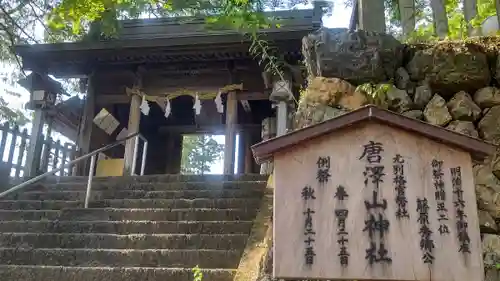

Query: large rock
(406, 43), (491, 96)
(446, 121), (479, 138)
(476, 185), (500, 219)
(395, 67), (410, 90)
(479, 210), (498, 233)
(474, 87), (500, 109)
(423, 94), (452, 126)
(479, 106), (500, 144)
(294, 77), (366, 129)
(303, 77), (368, 110)
(474, 164), (500, 194)
(446, 91), (481, 121)
(485, 268), (500, 281)
(403, 110), (424, 120)
(302, 29), (403, 84)
(385, 87), (412, 113)
(483, 234), (500, 281)
(294, 103), (348, 129)
(492, 155), (500, 179)
(413, 83), (433, 110)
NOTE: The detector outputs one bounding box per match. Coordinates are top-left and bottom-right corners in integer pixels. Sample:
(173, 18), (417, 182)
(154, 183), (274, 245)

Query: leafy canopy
(181, 135), (224, 175)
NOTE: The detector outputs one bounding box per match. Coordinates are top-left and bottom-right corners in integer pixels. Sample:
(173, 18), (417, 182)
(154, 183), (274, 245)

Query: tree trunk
(398, 0), (416, 38)
(430, 0), (449, 38)
(358, 0), (386, 33)
(463, 0), (479, 36)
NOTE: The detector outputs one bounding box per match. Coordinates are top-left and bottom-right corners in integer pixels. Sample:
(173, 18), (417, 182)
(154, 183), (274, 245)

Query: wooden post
(165, 133), (183, 174)
(358, 0), (386, 33)
(244, 131), (254, 174)
(123, 94), (141, 175)
(224, 92), (237, 174)
(76, 74), (95, 175)
(25, 109), (45, 177)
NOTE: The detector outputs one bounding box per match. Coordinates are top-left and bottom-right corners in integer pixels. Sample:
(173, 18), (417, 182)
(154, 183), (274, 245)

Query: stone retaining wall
(260, 30), (500, 281)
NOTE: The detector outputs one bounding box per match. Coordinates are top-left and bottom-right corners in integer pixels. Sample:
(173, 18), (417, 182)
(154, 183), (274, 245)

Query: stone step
(33, 181), (267, 192)
(10, 189), (264, 201)
(88, 198), (261, 209)
(0, 200), (82, 210)
(0, 198), (261, 210)
(0, 233), (248, 250)
(42, 174), (267, 184)
(0, 220), (253, 234)
(0, 248), (241, 268)
(0, 265), (235, 281)
(0, 208), (255, 221)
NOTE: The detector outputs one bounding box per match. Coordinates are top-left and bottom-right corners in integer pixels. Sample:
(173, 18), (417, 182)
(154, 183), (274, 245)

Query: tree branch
(0, 22), (26, 76)
(26, 2), (53, 38)
(0, 4), (40, 43)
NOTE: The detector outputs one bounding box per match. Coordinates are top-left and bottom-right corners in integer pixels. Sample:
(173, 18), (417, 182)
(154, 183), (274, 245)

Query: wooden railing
(0, 122), (77, 181)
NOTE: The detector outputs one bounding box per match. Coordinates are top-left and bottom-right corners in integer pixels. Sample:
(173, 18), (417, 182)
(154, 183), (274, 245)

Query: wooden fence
(0, 122), (77, 181)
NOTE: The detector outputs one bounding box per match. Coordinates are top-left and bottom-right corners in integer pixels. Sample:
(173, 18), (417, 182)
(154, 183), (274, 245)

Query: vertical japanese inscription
(335, 185), (349, 267)
(302, 185), (316, 265)
(393, 154), (409, 219)
(417, 198), (434, 264)
(359, 141), (392, 265)
(451, 167), (471, 254)
(317, 156), (331, 185)
(432, 160), (450, 235)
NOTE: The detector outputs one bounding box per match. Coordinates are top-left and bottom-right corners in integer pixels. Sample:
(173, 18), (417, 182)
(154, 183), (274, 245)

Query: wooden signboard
(252, 105), (495, 281)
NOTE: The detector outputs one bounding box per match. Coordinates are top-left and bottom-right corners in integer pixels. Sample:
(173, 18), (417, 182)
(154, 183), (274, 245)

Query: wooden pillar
(358, 0), (386, 33)
(25, 109), (45, 177)
(123, 94), (141, 175)
(244, 131), (254, 174)
(76, 75), (95, 175)
(164, 133), (183, 174)
(170, 133), (183, 174)
(224, 92), (237, 174)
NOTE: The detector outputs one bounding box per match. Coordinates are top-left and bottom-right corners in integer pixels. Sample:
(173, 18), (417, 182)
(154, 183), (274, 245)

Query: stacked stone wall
(262, 30), (500, 281)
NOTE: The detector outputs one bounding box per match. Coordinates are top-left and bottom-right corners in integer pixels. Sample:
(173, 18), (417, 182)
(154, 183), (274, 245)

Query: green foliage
(405, 0), (498, 41)
(181, 134), (223, 175)
(470, 0), (498, 28)
(355, 82), (392, 109)
(192, 265), (203, 281)
(0, 72), (29, 126)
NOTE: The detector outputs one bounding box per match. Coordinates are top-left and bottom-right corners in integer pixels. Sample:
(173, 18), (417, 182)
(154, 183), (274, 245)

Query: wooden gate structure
(13, 4), (324, 176)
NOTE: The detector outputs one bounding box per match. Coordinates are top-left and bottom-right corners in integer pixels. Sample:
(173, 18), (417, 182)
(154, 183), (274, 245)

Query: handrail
(0, 132), (148, 206)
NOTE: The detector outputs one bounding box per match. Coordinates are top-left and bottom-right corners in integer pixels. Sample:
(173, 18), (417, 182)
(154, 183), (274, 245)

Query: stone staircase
(0, 174), (267, 281)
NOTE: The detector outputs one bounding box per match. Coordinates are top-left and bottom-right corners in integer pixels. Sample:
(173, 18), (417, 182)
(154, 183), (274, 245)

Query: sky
(0, 0), (352, 175)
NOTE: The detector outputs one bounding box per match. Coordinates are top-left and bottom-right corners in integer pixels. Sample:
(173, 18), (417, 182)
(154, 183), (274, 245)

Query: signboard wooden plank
(252, 105), (495, 281)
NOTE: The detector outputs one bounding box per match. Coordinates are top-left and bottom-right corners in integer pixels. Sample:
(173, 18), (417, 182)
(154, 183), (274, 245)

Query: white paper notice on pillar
(140, 95), (150, 116)
(251, 105), (493, 281)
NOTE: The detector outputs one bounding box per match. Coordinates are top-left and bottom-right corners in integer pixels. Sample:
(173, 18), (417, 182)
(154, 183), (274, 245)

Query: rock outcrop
(294, 31), (500, 281)
(406, 44), (491, 96)
(302, 29), (403, 85)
